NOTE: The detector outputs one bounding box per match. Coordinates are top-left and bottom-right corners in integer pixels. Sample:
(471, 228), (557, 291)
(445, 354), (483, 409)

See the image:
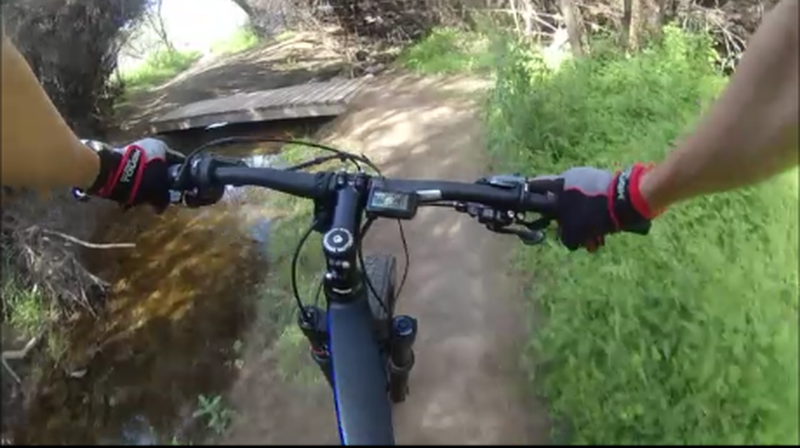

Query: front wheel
(362, 254), (415, 404)
(363, 254), (397, 341)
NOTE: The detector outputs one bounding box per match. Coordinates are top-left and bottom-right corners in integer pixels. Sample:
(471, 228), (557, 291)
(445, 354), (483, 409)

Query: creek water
(12, 147), (290, 445)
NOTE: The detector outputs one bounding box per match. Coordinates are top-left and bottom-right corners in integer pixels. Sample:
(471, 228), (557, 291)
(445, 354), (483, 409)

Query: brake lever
(456, 202), (514, 227)
(492, 226), (546, 246)
(518, 215), (552, 231)
(456, 201), (548, 246)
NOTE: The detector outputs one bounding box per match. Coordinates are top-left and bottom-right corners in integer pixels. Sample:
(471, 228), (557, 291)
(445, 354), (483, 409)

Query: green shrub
(122, 48), (201, 93)
(398, 27), (495, 74)
(211, 26), (261, 56)
(488, 26), (799, 445)
(1, 248), (48, 339)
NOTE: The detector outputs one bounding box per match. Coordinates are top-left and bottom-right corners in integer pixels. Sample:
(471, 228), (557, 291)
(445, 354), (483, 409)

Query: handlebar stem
(321, 182), (364, 302)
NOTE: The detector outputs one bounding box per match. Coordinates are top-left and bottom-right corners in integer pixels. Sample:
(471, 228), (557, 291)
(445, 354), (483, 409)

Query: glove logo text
(616, 168), (631, 201)
(121, 149), (141, 185)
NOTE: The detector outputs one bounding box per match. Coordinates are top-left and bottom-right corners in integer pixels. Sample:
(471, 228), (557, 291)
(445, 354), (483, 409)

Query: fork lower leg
(298, 306), (333, 388)
(388, 315), (417, 403)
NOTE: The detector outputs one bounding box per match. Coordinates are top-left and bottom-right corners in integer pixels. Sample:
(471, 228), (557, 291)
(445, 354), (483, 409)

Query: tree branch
(39, 228), (135, 250)
(2, 330), (45, 385)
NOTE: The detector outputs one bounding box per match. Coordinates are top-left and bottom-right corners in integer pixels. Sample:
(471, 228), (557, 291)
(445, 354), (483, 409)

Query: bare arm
(640, 0), (799, 212)
(1, 32), (100, 191)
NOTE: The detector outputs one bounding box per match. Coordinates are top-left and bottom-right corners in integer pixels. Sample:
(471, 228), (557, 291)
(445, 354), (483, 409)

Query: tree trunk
(2, 0), (149, 135)
(559, 0), (585, 57)
(228, 0), (288, 39)
(638, 0), (663, 42)
(621, 0), (663, 52)
(230, 0), (255, 17)
(656, 0), (671, 26)
(621, 0), (634, 51)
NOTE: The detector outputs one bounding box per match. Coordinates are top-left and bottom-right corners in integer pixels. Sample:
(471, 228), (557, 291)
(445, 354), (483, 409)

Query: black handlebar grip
(625, 221), (652, 235)
(522, 191), (558, 216)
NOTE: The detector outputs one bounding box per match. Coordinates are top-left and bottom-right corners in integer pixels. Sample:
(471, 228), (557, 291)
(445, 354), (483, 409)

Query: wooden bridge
(149, 77), (369, 134)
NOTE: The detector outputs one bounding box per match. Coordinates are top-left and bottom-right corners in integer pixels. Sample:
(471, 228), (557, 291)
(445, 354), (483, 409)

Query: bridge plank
(149, 77), (368, 134)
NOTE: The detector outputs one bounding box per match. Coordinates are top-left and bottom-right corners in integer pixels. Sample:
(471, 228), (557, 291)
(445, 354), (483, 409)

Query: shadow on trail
(219, 74), (552, 445)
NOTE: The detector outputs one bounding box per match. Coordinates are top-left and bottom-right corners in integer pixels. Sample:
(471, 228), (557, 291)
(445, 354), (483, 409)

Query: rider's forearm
(640, 0), (799, 212)
(1, 33), (100, 191)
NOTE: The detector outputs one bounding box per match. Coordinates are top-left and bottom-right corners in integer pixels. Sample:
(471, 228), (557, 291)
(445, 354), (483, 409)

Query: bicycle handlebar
(379, 177), (554, 212)
(215, 166), (325, 199)
(175, 156), (556, 216)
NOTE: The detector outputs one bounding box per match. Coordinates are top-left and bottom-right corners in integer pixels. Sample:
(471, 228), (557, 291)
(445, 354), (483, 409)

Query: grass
(245, 142), (346, 383)
(120, 48), (201, 94)
(119, 26), (264, 96)
(485, 27), (799, 445)
(1, 247), (48, 340)
(398, 27), (496, 75)
(274, 30), (296, 42)
(210, 26), (262, 56)
(192, 394), (233, 435)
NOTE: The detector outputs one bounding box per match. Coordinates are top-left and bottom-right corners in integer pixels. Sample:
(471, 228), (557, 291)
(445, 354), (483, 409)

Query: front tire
(362, 254), (397, 342)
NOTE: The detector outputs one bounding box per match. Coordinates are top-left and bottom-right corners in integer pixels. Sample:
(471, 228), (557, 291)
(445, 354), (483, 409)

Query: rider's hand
(527, 163), (663, 252)
(82, 138), (173, 212)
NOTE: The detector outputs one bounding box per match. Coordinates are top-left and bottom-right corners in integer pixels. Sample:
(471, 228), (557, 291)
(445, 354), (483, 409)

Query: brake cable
(357, 217), (389, 315)
(176, 136), (380, 187)
(292, 219), (319, 321)
(179, 135), (411, 315)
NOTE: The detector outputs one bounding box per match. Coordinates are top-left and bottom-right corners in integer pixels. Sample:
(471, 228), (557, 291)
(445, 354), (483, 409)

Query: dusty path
(222, 74), (550, 445)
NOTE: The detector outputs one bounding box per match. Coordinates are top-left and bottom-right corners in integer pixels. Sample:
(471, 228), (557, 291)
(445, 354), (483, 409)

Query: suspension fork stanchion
(298, 306), (333, 388)
(388, 315), (418, 402)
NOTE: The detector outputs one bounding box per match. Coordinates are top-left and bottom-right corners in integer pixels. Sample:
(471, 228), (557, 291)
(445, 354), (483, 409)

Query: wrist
(629, 163), (661, 219)
(73, 140), (103, 190)
(86, 149), (121, 196)
(637, 164), (671, 217)
(611, 163), (664, 224)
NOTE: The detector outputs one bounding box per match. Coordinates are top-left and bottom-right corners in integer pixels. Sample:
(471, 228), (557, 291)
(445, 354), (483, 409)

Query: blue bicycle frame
(169, 153), (553, 445)
(311, 184), (398, 445)
(329, 299), (395, 444)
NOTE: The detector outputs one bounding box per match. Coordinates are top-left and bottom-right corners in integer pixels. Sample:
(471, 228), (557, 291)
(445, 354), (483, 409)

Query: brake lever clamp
(169, 154), (245, 208)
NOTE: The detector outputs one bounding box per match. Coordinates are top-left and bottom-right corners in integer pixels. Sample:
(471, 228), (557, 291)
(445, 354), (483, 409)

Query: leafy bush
(487, 26), (799, 445)
(1, 248), (47, 340)
(211, 26), (262, 56)
(2, 0), (149, 136)
(122, 48), (201, 93)
(398, 27), (495, 75)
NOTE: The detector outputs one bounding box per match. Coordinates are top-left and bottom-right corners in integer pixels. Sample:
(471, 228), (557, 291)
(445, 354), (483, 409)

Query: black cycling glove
(527, 163), (663, 251)
(80, 138), (173, 212)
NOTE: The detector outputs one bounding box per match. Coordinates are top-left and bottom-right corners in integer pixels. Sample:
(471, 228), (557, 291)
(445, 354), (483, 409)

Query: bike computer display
(366, 189), (418, 220)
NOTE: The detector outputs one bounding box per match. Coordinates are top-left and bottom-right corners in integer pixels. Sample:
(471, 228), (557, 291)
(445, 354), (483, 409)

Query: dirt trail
(223, 74), (550, 445)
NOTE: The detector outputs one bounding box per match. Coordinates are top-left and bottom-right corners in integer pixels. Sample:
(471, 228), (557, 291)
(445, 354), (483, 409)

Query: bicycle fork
(388, 315), (417, 403)
(298, 306), (334, 386)
(298, 306), (419, 402)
